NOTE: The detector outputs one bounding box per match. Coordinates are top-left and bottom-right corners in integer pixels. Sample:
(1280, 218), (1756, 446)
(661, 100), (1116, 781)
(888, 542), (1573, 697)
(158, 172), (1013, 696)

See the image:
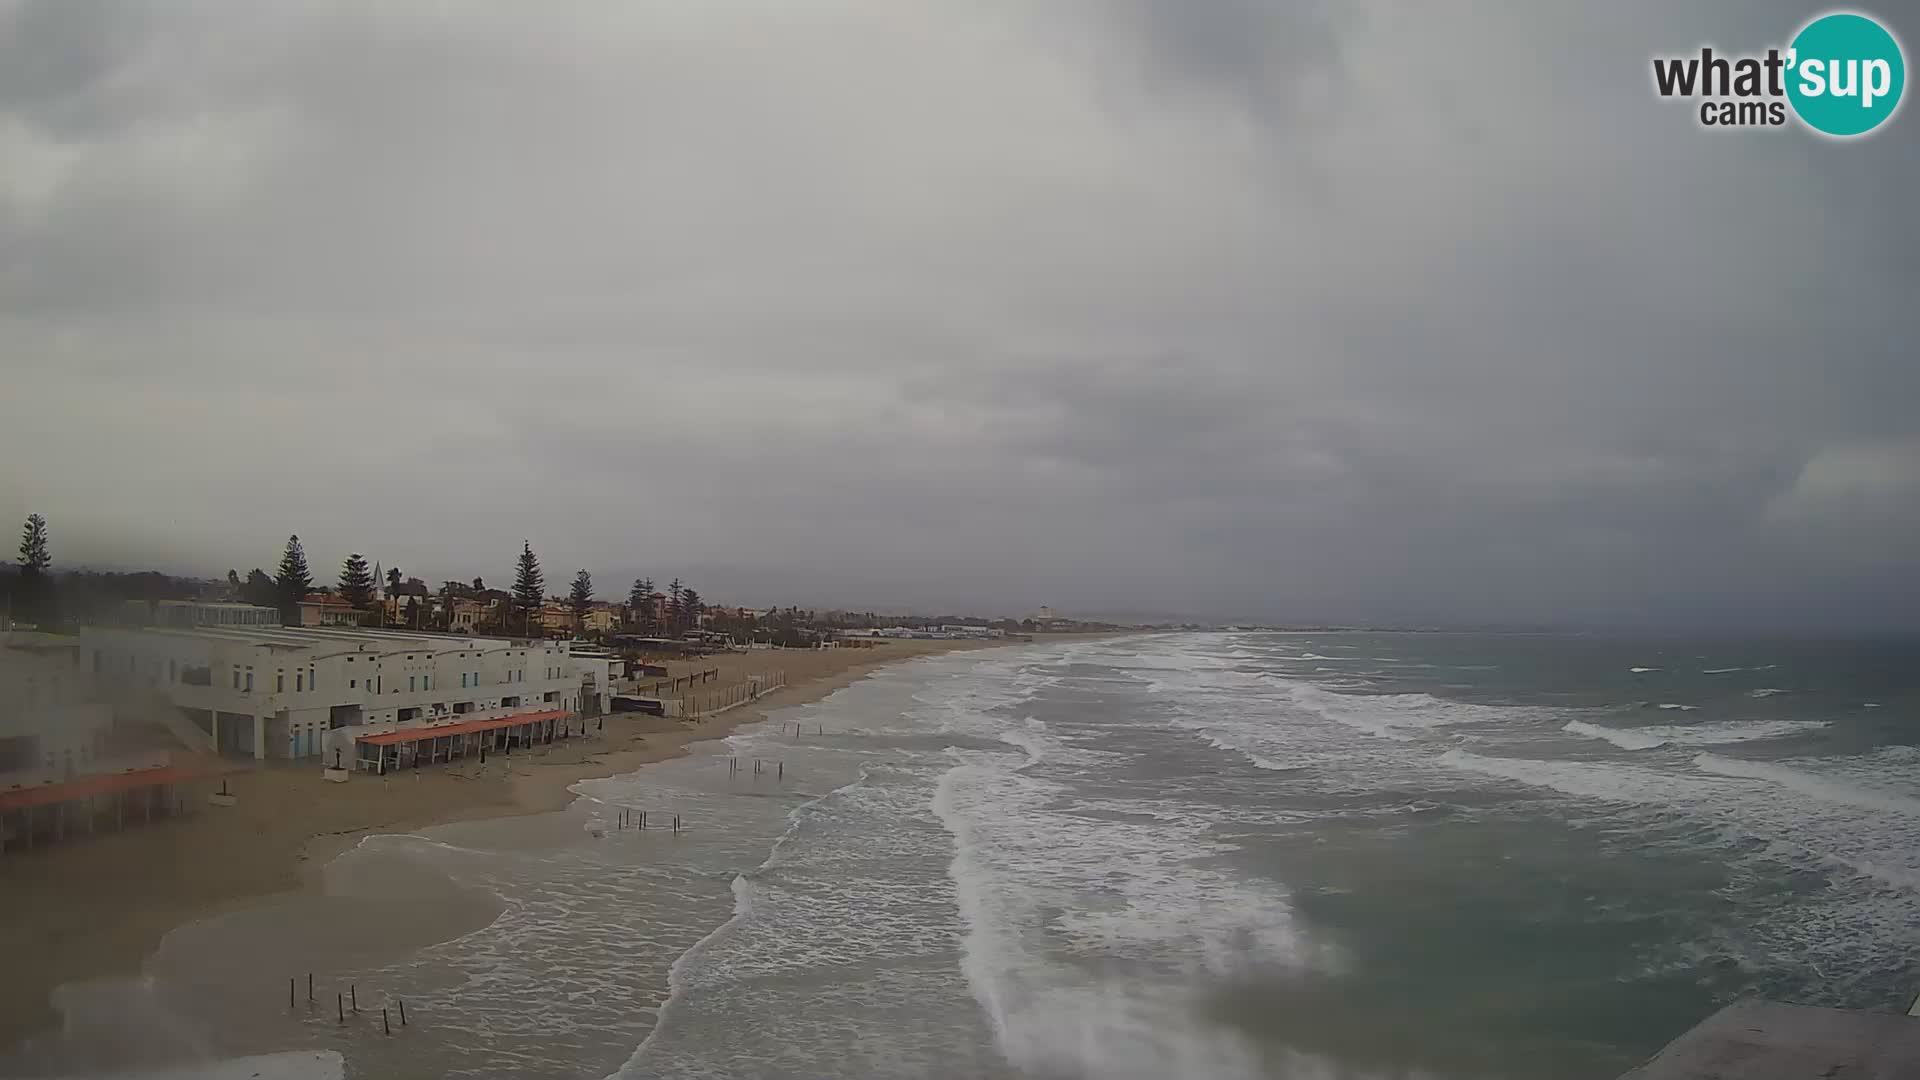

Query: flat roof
(354, 709), (570, 746)
(0, 762), (223, 812)
(87, 625), (571, 655)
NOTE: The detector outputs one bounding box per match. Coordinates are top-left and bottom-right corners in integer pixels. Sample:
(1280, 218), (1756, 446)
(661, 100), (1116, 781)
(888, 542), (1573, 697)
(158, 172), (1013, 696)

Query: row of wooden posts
(684, 670), (786, 718)
(637, 667), (721, 698)
(614, 807), (682, 832)
(291, 972), (410, 1036)
(730, 756), (787, 780)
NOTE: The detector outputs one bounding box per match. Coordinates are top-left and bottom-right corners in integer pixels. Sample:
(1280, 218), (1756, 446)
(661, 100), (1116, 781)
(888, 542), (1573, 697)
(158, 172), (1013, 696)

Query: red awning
(354, 709), (570, 747)
(0, 763), (218, 812)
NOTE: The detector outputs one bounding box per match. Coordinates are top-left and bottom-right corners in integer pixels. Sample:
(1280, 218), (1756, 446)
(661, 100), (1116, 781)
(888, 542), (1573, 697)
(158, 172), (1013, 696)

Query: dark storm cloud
(1, 0), (1915, 629)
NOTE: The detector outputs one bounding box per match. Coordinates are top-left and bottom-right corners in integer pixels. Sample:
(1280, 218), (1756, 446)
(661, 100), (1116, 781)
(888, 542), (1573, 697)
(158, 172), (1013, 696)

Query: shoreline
(0, 637), (1039, 1054)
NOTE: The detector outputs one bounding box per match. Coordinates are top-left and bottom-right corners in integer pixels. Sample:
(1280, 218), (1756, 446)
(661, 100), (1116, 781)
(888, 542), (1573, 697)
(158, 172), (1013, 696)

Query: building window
(233, 670), (241, 689)
(409, 676), (416, 692)
(277, 673), (285, 692)
(296, 672), (304, 692)
(245, 672), (254, 692)
(423, 675), (431, 691)
(350, 679), (357, 689)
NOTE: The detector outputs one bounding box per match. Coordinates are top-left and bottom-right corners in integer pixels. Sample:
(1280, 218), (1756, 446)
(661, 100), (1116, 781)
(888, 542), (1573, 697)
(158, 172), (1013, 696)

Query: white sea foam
(1748, 688), (1787, 698)
(1439, 748), (1920, 897)
(1692, 754), (1920, 816)
(933, 734), (1321, 1080)
(1629, 666), (1661, 673)
(1655, 703), (1698, 711)
(1562, 720), (1667, 751)
(1564, 719), (1830, 751)
(1191, 729), (1295, 771)
(614, 764), (884, 1077)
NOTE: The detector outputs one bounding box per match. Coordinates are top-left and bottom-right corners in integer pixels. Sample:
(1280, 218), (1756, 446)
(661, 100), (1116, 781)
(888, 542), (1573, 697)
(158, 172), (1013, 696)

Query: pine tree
(681, 587), (703, 628)
(511, 541), (544, 634)
(628, 578), (655, 635)
(15, 514), (53, 626)
(339, 552), (375, 609)
(275, 535), (313, 621)
(17, 514), (49, 574)
(387, 566), (403, 596)
(569, 569), (594, 620)
(472, 576), (486, 593)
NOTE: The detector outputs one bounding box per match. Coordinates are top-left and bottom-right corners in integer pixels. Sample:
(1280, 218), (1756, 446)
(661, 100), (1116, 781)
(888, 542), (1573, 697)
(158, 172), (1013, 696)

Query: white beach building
(77, 625), (610, 765)
(0, 632), (116, 782)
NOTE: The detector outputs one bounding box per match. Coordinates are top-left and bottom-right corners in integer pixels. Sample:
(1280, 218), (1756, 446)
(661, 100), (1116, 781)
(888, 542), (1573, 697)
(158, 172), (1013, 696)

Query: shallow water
(9, 632), (1917, 1079)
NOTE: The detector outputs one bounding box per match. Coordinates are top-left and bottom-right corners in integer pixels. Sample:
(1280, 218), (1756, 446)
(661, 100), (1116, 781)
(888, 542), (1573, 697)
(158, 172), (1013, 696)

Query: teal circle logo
(1787, 12), (1905, 136)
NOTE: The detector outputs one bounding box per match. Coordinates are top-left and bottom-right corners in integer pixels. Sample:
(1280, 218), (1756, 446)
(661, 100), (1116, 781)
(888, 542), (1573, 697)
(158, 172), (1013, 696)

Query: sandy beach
(0, 638), (1004, 1054)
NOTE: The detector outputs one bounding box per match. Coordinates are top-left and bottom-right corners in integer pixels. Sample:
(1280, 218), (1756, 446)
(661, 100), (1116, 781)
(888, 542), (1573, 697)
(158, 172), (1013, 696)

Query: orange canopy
(0, 763), (217, 812)
(354, 709), (569, 747)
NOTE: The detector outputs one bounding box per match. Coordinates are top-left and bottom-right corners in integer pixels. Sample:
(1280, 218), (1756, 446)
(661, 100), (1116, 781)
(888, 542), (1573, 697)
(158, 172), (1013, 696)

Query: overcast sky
(2, 2), (1916, 629)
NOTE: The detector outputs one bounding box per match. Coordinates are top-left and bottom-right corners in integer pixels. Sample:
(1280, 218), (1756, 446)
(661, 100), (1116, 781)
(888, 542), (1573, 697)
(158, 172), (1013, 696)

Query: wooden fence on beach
(684, 670), (786, 718)
(635, 668), (720, 698)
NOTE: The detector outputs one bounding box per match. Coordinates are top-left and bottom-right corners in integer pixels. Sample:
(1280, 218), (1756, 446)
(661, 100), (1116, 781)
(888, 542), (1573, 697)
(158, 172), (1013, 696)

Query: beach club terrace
(0, 759), (229, 855)
(78, 624), (602, 764)
(351, 707), (572, 774)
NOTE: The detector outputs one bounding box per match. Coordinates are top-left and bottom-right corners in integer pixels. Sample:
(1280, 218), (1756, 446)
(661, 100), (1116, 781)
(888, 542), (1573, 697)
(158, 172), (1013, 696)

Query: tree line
(10, 513), (1037, 642)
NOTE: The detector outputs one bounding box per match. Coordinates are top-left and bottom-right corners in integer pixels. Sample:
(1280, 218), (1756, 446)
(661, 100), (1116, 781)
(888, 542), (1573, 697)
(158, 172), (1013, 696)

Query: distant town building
(449, 598), (495, 635)
(380, 581), (433, 626)
(582, 605), (619, 635)
(537, 603), (578, 636)
(297, 593), (361, 627)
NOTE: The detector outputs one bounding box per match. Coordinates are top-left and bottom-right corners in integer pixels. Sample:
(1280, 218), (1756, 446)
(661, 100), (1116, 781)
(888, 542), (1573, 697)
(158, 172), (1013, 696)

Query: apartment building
(78, 625), (605, 763)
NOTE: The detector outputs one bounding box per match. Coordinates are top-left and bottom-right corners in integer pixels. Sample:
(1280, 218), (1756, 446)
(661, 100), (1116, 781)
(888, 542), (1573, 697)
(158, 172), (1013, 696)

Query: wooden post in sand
(351, 984), (358, 1012)
(399, 999), (407, 1027)
(337, 993), (344, 1024)
(290, 978), (295, 1008)
(308, 973), (314, 1002)
(778, 761), (784, 781)
(382, 1007), (391, 1036)
(640, 810), (647, 830)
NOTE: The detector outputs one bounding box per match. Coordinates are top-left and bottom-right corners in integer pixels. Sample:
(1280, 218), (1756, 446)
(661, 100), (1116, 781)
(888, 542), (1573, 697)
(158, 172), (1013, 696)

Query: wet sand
(0, 638), (1009, 1054)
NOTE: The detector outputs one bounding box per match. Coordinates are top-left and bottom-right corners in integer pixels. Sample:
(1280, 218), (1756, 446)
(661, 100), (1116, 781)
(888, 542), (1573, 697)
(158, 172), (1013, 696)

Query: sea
(8, 632), (1918, 1080)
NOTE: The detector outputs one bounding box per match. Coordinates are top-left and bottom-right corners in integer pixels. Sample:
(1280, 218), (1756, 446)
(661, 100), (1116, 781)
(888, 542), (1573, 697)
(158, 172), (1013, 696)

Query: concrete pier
(1619, 999), (1920, 1079)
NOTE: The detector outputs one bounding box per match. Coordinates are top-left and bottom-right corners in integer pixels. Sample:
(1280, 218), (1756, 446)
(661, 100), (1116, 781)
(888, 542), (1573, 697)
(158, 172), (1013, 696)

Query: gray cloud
(1, 0), (1916, 629)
